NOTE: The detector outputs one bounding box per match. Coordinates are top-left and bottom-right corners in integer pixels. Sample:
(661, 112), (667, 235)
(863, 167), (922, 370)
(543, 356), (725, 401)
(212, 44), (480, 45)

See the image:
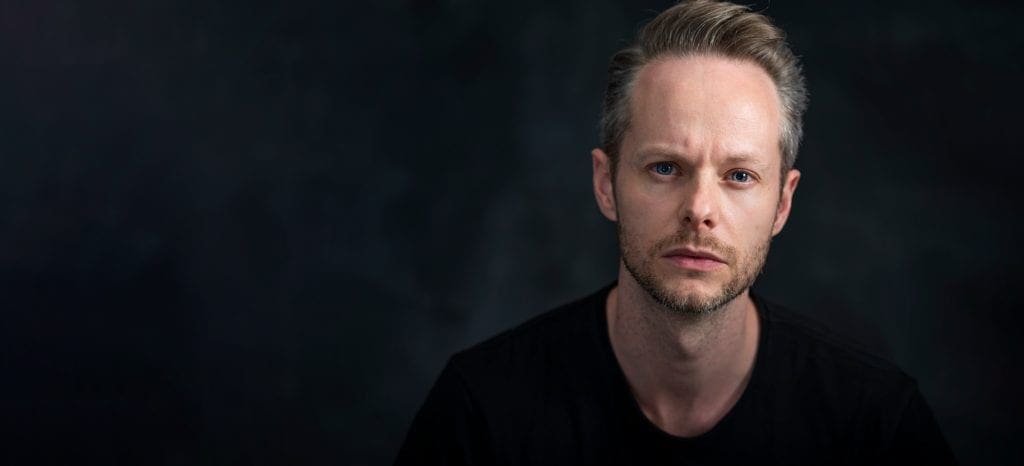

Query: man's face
(593, 55), (800, 314)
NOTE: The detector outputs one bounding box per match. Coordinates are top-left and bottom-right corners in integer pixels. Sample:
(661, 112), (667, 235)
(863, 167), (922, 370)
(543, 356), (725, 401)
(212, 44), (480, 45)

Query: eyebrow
(721, 153), (772, 170)
(634, 148), (772, 170)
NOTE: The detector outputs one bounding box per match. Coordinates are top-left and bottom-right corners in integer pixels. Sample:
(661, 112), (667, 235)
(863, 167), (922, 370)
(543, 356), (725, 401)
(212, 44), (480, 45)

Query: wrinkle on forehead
(626, 55), (782, 167)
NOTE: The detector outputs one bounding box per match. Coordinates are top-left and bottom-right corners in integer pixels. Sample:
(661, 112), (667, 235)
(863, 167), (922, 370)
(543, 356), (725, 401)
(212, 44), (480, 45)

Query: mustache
(651, 231), (735, 261)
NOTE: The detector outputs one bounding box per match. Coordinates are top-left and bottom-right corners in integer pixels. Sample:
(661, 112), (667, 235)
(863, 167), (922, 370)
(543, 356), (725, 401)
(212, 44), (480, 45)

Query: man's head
(599, 0), (808, 179)
(592, 0), (806, 315)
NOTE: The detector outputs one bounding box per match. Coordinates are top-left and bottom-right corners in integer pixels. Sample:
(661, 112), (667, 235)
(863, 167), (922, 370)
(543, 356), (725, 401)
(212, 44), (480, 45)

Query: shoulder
(755, 294), (920, 422)
(752, 295), (956, 461)
(450, 287), (606, 374)
(758, 294), (909, 380)
(440, 285), (612, 408)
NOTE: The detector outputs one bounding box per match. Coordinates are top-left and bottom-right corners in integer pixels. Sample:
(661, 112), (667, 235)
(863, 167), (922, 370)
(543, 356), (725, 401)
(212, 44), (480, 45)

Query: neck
(607, 262), (760, 436)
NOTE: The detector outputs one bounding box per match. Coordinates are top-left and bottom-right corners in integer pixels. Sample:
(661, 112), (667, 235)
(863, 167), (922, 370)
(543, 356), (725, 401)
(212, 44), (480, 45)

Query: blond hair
(599, 0), (808, 175)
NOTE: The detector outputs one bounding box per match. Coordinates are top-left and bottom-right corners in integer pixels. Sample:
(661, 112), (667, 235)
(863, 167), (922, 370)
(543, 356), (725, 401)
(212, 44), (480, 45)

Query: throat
(606, 284), (761, 438)
(633, 359), (756, 437)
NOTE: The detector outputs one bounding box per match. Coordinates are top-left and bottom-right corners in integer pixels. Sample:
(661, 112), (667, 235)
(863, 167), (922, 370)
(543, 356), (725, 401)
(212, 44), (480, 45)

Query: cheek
(618, 190), (680, 232)
(721, 195), (779, 239)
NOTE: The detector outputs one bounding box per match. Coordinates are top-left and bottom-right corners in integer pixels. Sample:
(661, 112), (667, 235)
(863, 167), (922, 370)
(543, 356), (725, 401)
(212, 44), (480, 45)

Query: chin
(622, 252), (749, 316)
(650, 277), (737, 315)
(665, 271), (730, 295)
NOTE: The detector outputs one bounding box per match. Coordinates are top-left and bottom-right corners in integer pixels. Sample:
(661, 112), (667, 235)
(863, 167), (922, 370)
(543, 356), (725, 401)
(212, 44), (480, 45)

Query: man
(396, 1), (957, 464)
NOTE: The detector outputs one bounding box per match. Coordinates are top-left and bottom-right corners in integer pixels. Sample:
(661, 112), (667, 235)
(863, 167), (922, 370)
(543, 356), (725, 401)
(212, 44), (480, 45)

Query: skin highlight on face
(617, 211), (772, 316)
(593, 54), (800, 319)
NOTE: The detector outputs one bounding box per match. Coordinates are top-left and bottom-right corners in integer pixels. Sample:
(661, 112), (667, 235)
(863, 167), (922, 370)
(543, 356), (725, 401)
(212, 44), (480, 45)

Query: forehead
(626, 55), (782, 164)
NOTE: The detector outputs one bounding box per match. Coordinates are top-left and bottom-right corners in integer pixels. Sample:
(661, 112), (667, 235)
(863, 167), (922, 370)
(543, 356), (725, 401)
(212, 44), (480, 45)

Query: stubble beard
(617, 220), (772, 316)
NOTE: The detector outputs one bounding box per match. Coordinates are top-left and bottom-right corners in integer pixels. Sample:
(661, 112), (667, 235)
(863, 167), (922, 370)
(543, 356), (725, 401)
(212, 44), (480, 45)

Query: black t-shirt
(395, 284), (957, 465)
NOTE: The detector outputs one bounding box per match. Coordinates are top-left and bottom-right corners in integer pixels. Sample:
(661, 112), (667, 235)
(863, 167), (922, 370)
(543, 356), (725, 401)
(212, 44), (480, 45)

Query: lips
(662, 247), (726, 271)
(662, 247), (725, 263)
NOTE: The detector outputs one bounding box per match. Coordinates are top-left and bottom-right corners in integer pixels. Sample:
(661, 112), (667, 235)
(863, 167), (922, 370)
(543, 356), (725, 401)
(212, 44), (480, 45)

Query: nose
(679, 173), (719, 231)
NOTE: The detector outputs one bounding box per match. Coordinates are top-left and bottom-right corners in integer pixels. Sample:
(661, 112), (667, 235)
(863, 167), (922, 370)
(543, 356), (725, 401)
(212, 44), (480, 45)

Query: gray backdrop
(2, 0), (1021, 464)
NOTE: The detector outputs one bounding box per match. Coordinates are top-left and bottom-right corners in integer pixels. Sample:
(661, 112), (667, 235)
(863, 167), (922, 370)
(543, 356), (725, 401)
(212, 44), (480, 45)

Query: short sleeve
(393, 358), (491, 466)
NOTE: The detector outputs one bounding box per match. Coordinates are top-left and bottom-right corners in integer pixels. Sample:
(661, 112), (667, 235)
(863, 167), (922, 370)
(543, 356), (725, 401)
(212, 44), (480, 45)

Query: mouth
(661, 247), (726, 272)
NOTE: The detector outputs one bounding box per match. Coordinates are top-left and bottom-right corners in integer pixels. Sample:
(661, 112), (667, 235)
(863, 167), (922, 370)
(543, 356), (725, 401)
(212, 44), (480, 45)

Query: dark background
(2, 0), (1022, 464)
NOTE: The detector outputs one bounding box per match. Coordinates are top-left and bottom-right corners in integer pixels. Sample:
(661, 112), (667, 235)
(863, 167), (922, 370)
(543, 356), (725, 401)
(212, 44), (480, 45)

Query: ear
(771, 168), (801, 236)
(592, 148), (618, 222)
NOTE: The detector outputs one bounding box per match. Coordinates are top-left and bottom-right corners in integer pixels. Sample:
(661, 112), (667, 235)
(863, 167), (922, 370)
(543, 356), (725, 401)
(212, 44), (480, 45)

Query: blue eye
(729, 171), (752, 183)
(652, 162), (676, 176)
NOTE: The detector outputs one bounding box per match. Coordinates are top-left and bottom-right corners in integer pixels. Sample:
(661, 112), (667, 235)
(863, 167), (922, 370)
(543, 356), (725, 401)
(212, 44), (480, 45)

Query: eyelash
(728, 170), (753, 183)
(648, 162), (756, 183)
(651, 162), (677, 176)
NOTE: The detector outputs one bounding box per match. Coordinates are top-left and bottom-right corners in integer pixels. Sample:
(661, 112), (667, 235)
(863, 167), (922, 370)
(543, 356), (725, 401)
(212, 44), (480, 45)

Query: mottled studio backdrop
(2, 0), (1022, 464)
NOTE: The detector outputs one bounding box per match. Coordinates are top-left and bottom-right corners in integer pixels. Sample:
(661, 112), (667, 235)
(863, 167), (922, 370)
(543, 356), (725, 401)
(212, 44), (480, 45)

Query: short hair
(599, 0), (808, 177)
